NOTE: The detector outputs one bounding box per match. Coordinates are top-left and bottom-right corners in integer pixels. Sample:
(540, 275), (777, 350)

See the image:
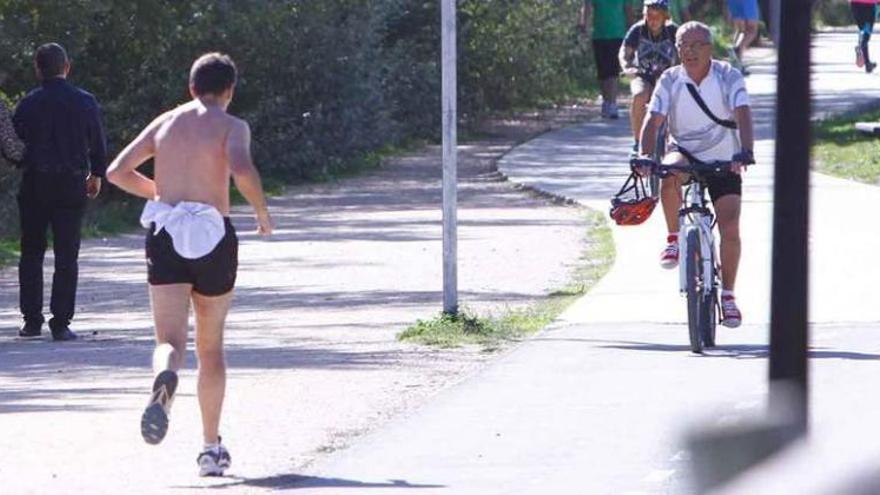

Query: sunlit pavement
(297, 32), (880, 494)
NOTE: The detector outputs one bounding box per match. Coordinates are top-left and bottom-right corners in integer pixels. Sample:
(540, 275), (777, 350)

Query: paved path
(298, 32), (880, 494)
(0, 113), (595, 493)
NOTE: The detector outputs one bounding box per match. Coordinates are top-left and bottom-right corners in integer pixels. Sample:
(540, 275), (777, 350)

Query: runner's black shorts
(592, 38), (623, 80)
(852, 3), (877, 32)
(145, 218), (238, 296)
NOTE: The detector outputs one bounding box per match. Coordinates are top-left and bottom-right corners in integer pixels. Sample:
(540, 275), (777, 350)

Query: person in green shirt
(579, 0), (636, 119)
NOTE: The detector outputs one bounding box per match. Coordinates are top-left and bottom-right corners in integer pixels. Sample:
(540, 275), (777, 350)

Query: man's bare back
(107, 96), (270, 235)
(153, 100), (242, 215)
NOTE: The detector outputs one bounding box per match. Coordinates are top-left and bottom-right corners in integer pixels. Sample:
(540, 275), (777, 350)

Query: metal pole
(768, 0), (811, 430)
(441, 0), (458, 315)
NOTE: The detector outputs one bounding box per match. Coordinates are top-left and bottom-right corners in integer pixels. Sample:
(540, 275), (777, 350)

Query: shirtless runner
(106, 53), (272, 477)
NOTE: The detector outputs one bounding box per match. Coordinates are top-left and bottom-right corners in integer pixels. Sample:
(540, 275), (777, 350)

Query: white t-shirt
(648, 60), (750, 162)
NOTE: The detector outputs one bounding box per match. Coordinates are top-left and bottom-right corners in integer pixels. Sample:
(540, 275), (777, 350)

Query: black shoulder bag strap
(685, 83), (737, 130)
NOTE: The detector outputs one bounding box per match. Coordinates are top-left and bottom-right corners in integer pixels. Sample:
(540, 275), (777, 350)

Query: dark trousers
(17, 171), (87, 330)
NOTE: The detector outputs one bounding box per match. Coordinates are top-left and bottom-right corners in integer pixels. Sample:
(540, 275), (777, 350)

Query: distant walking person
(579, 0), (635, 119)
(852, 0), (879, 73)
(727, 0), (760, 74)
(106, 53), (272, 477)
(13, 43), (106, 341)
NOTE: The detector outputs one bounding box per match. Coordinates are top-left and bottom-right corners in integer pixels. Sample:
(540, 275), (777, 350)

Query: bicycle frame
(646, 159), (730, 352)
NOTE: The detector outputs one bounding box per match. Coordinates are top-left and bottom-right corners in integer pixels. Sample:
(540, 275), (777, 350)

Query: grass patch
(399, 210), (615, 349)
(813, 107), (880, 184)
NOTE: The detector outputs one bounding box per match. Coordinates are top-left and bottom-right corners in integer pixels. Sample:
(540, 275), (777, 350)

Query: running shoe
(660, 237), (679, 269)
(867, 61), (877, 74)
(720, 295), (742, 328)
(198, 441), (232, 477)
(856, 45), (865, 68)
(141, 369), (178, 445)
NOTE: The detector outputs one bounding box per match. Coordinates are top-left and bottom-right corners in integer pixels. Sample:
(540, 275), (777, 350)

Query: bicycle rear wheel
(686, 229), (703, 354)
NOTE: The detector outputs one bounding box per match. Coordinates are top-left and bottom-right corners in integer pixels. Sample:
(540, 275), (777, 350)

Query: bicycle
(649, 160), (734, 354)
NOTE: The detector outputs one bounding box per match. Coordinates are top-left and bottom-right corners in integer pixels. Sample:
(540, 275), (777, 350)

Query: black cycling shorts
(145, 218), (238, 296)
(705, 171), (742, 203)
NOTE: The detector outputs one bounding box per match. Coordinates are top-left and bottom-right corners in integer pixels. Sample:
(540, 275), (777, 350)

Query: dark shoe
(867, 61), (877, 74)
(51, 327), (78, 341)
(18, 322), (42, 339)
(141, 370), (179, 445)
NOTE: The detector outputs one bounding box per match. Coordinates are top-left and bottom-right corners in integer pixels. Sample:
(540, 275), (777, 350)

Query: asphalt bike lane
(297, 32), (880, 494)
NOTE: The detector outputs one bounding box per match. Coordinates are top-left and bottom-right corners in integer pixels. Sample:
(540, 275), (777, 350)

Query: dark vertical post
(768, 0), (811, 429)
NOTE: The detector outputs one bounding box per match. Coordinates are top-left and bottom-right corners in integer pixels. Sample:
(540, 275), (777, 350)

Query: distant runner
(851, 0), (879, 73)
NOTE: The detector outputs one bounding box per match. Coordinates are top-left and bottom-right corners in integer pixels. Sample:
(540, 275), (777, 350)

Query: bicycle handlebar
(652, 161), (734, 178)
(630, 158), (735, 179)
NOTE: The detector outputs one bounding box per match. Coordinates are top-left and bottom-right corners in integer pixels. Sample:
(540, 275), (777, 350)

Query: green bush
(814, 0), (852, 27)
(0, 1), (595, 238)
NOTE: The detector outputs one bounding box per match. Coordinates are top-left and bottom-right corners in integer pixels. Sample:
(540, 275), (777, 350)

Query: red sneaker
(856, 45), (865, 68)
(660, 236), (679, 269)
(721, 295), (742, 328)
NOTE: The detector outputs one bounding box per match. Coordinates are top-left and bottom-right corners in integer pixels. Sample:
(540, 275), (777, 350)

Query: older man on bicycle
(635, 21), (755, 328)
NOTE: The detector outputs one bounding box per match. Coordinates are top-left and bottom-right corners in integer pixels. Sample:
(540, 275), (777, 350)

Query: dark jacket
(13, 77), (107, 177)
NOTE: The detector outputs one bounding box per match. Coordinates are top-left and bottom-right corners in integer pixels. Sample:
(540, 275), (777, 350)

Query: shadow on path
(175, 473), (444, 491)
(573, 339), (880, 360)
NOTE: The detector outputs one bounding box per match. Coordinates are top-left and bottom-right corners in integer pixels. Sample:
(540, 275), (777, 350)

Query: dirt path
(0, 104), (602, 493)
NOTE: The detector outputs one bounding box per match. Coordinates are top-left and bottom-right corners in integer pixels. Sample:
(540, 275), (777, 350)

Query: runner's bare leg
(714, 194), (742, 291)
(150, 284), (192, 372)
(193, 291), (233, 444)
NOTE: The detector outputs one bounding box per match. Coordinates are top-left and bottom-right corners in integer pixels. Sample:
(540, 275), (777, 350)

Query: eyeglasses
(676, 41), (711, 51)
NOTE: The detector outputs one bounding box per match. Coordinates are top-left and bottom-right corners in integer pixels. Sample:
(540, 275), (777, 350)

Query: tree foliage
(0, 1), (591, 235)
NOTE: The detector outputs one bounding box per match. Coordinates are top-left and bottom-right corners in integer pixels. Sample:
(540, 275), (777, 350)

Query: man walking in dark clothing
(13, 43), (106, 341)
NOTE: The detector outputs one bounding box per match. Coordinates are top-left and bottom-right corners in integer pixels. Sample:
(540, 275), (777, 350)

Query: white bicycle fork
(677, 186), (717, 297)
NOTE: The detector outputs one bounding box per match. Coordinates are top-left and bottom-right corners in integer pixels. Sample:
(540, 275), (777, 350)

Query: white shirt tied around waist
(648, 60), (750, 163)
(140, 200), (226, 259)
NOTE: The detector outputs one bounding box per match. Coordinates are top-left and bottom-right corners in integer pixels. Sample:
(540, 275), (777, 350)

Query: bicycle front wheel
(685, 229), (703, 354)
